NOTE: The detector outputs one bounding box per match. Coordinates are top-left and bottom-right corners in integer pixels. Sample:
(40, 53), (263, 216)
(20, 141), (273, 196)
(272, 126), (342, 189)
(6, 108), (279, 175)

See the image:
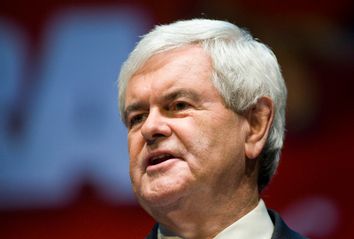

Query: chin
(137, 183), (189, 211)
(133, 170), (194, 209)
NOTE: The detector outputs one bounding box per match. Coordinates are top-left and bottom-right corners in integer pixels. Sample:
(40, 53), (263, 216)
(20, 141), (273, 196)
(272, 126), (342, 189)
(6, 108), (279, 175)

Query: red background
(1, 0), (353, 238)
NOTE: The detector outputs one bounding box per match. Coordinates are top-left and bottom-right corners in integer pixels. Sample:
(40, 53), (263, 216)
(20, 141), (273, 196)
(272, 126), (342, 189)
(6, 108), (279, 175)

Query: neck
(150, 184), (260, 239)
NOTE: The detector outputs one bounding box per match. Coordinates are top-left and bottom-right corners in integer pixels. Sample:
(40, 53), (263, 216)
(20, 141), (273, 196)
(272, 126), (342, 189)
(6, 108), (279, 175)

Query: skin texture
(124, 45), (273, 239)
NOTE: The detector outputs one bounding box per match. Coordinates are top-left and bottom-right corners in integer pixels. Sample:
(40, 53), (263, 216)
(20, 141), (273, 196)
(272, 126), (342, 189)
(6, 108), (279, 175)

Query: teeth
(150, 154), (173, 165)
(153, 154), (171, 160)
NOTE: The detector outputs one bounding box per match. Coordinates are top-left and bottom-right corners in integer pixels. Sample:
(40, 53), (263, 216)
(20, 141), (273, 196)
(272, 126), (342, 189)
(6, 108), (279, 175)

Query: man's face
(124, 45), (249, 211)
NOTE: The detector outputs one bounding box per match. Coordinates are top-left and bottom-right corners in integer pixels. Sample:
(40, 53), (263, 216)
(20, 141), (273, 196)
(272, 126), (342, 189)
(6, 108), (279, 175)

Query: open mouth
(149, 154), (174, 166)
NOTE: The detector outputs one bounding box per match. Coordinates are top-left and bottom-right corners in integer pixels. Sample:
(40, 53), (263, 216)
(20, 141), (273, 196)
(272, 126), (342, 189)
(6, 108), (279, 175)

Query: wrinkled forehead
(134, 45), (210, 78)
(125, 45), (213, 92)
(119, 45), (215, 119)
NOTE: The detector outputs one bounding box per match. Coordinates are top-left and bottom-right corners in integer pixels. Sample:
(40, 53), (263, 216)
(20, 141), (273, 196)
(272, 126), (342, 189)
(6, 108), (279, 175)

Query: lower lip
(146, 158), (180, 175)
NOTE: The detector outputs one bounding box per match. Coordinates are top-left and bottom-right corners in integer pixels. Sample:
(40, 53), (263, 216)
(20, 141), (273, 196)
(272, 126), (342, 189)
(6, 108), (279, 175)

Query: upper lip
(144, 150), (178, 167)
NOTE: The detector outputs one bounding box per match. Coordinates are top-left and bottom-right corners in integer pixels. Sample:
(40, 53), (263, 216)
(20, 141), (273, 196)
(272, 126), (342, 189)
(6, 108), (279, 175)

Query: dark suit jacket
(146, 209), (307, 239)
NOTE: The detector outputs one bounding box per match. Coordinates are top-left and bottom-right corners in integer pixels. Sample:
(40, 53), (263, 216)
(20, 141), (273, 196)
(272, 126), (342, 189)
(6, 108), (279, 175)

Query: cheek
(174, 119), (219, 170)
(188, 116), (227, 150)
(128, 131), (143, 155)
(173, 119), (209, 150)
(128, 139), (141, 189)
(183, 114), (246, 169)
(127, 133), (144, 171)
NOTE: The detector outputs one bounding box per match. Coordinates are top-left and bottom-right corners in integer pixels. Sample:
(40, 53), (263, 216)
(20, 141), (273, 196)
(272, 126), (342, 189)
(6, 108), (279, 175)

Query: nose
(141, 108), (172, 145)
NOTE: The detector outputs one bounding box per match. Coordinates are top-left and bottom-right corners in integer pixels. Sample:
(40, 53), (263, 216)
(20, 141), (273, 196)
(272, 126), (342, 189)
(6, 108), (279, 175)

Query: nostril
(146, 138), (156, 145)
(146, 133), (166, 145)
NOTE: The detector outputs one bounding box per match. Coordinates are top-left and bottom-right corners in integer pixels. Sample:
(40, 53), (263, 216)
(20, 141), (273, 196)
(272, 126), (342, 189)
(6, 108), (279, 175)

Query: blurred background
(0, 0), (353, 238)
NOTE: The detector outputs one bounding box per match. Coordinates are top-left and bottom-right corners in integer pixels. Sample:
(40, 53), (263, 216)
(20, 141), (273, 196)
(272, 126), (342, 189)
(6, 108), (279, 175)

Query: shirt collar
(158, 199), (274, 239)
(213, 199), (274, 239)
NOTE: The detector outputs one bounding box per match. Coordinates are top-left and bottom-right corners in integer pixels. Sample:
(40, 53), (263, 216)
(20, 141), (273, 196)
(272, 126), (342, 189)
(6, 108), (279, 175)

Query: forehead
(125, 45), (214, 100)
(134, 45), (211, 77)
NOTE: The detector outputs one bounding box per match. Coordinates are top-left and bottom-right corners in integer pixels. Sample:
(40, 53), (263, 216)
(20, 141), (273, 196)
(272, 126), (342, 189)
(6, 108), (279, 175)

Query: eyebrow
(162, 88), (201, 103)
(124, 89), (201, 123)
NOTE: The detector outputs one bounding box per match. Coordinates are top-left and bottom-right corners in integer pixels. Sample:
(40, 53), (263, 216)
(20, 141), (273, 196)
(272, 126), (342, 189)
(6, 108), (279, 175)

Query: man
(118, 19), (306, 239)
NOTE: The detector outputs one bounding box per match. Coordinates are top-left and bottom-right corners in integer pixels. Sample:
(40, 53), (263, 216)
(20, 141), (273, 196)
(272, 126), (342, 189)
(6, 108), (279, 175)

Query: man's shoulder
(268, 209), (308, 239)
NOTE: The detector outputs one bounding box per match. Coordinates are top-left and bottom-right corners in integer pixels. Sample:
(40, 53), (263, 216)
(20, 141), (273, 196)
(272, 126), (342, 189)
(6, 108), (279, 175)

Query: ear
(245, 97), (274, 159)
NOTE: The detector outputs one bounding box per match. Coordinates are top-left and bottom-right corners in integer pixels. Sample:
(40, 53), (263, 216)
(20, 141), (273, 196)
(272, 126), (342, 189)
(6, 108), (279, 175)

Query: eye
(171, 101), (190, 111)
(128, 113), (147, 128)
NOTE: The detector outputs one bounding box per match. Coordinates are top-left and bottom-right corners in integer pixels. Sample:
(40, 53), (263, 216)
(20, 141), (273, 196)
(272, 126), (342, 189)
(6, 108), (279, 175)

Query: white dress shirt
(158, 199), (274, 239)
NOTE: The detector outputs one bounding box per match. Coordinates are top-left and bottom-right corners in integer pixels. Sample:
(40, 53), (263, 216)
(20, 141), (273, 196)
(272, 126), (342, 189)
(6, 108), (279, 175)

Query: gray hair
(118, 19), (287, 191)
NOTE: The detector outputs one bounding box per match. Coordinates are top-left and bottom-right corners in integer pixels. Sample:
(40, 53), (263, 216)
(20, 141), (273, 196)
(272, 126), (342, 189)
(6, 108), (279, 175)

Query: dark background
(1, 0), (353, 238)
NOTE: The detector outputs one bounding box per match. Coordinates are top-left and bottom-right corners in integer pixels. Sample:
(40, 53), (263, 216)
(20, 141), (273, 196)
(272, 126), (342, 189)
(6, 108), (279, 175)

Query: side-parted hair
(118, 19), (287, 192)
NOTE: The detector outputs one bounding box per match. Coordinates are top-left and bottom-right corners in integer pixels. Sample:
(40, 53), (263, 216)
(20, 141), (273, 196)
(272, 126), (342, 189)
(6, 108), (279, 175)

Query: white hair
(118, 19), (287, 191)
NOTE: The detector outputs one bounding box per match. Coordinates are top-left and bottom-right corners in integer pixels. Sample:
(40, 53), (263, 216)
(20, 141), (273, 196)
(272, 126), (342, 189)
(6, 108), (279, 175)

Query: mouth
(148, 153), (175, 166)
